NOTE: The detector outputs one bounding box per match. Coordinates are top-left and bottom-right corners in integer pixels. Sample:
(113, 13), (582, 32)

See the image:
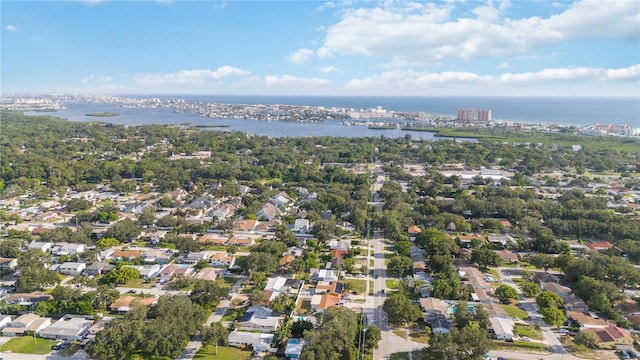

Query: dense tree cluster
(86, 295), (207, 359)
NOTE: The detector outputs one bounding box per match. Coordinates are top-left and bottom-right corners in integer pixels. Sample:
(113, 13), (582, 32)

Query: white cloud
(606, 64), (640, 81)
(134, 66), (250, 85)
(211, 1), (227, 10)
(318, 66), (340, 73)
(497, 62), (511, 69)
(288, 48), (314, 65)
(316, 2), (335, 11)
(345, 64), (639, 93)
(81, 74), (113, 83)
(316, 47), (333, 59)
(319, 0), (639, 63)
(5, 25), (18, 32)
(498, 67), (603, 83)
(264, 74), (331, 87)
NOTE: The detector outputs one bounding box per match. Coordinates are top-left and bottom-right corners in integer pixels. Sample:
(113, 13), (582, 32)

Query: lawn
(500, 304), (528, 319)
(386, 279), (401, 289)
(514, 324), (542, 340)
(369, 281), (374, 295)
(390, 352), (411, 360)
(369, 259), (374, 267)
(221, 307), (248, 322)
(485, 269), (500, 279)
(341, 279), (366, 294)
(392, 329), (407, 339)
(0, 337), (58, 354)
(122, 278), (156, 288)
(59, 343), (81, 356)
(221, 277), (237, 286)
(195, 345), (252, 360)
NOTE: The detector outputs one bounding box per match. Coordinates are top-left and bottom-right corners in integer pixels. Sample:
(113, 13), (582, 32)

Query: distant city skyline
(1, 0), (639, 96)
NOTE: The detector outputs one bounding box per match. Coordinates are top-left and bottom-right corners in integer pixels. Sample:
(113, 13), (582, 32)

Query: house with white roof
(27, 241), (52, 252)
(2, 314), (52, 337)
(51, 243), (86, 256)
(489, 317), (515, 341)
(239, 306), (282, 333)
(228, 330), (274, 352)
(39, 316), (92, 341)
(59, 262), (87, 276)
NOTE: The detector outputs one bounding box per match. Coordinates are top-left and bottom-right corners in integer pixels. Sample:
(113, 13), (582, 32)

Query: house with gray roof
(39, 316), (92, 341)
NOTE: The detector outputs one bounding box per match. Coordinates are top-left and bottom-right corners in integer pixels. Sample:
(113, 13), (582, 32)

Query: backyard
(0, 337), (58, 355)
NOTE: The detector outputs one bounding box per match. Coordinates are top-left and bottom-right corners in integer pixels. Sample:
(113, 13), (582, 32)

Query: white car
(521, 336), (531, 342)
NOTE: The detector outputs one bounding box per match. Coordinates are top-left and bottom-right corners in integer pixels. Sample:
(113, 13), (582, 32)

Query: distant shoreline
(85, 112), (119, 117)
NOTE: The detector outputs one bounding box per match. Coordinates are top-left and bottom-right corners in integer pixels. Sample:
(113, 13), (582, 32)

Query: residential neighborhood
(0, 110), (639, 360)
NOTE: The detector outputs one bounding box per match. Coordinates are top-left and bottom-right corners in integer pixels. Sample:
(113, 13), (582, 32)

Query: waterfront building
(457, 108), (475, 121)
(477, 109), (492, 121)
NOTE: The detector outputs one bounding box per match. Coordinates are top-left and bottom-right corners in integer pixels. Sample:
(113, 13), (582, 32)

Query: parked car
(521, 336), (531, 342)
(52, 342), (64, 350)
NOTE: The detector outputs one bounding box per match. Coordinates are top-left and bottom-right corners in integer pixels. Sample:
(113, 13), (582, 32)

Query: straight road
(369, 232), (424, 360)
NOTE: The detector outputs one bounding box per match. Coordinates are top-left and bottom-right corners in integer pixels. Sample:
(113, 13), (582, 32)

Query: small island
(85, 112), (120, 117)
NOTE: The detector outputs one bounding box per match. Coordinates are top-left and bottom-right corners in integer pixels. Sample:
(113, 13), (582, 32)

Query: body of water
(27, 103), (440, 140)
(144, 95), (640, 127)
(25, 96), (639, 138)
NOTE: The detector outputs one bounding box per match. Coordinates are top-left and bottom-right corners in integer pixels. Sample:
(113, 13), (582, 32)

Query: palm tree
(533, 324), (542, 350)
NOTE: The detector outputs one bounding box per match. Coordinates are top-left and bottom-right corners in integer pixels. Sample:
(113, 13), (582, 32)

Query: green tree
(540, 306), (566, 327)
(291, 319), (314, 338)
(387, 255), (413, 277)
(200, 322), (228, 355)
(520, 281), (541, 298)
(96, 237), (120, 249)
(362, 325), (381, 354)
(105, 218), (141, 242)
(249, 288), (268, 306)
(536, 291), (563, 309)
(270, 293), (295, 314)
(383, 294), (421, 325)
(190, 279), (231, 309)
(573, 331), (598, 349)
(102, 266), (140, 285)
(494, 285), (518, 304)
(470, 247), (501, 270)
(0, 238), (22, 258)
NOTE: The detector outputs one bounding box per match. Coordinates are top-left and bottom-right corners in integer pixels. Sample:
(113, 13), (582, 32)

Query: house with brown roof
(279, 254), (296, 266)
(586, 241), (614, 252)
(311, 292), (341, 312)
(566, 311), (610, 329)
(256, 219), (282, 232)
(233, 219), (258, 231)
(112, 250), (142, 260)
(0, 258), (17, 270)
(584, 326), (634, 349)
(408, 225), (422, 236)
(228, 237), (255, 246)
(209, 253), (235, 267)
(193, 267), (220, 281)
(110, 295), (158, 312)
(198, 234), (228, 246)
(159, 264), (181, 281)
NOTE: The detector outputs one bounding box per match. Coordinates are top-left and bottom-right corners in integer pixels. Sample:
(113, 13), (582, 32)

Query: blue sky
(2, 0), (639, 96)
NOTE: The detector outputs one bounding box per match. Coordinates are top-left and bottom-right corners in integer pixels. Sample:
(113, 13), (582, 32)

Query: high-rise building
(457, 108), (475, 121)
(477, 109), (492, 121)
